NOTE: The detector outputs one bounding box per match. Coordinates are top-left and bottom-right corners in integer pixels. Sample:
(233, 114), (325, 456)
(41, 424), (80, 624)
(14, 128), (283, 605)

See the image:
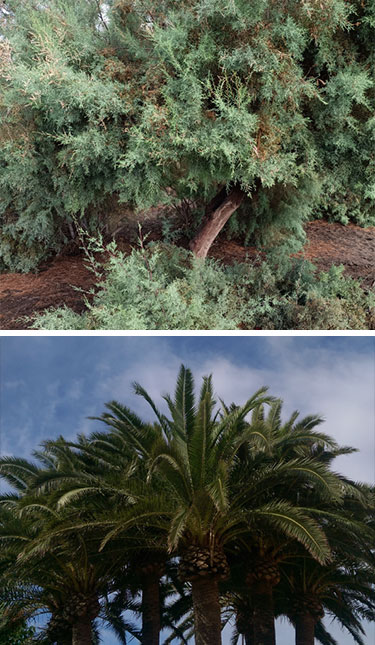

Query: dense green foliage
(0, 0), (128, 270)
(0, 367), (374, 644)
(0, 608), (35, 645)
(1, 0), (374, 269)
(31, 241), (375, 330)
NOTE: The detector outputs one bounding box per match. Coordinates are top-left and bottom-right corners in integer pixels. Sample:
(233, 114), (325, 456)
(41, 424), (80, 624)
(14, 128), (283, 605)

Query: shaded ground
(1, 220), (374, 330)
(303, 221), (375, 286)
(210, 221), (375, 288)
(0, 257), (97, 331)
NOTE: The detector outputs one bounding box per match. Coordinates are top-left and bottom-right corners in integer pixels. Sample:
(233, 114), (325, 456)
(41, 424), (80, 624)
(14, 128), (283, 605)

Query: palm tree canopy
(91, 365), (349, 568)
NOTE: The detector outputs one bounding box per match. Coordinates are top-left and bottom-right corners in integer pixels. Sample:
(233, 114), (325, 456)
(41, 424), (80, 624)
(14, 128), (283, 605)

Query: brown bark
(295, 613), (316, 645)
(189, 186), (245, 258)
(191, 575), (222, 645)
(252, 581), (276, 645)
(141, 574), (161, 645)
(72, 617), (92, 645)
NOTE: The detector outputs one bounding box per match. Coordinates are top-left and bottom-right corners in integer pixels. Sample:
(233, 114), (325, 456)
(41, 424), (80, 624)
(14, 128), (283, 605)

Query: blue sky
(1, 336), (374, 644)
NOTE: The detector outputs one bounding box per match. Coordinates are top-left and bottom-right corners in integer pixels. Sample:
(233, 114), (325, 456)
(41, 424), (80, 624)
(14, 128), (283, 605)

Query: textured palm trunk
(72, 617), (92, 645)
(240, 626), (255, 645)
(61, 637), (72, 645)
(141, 573), (161, 645)
(236, 610), (254, 645)
(295, 613), (316, 645)
(252, 581), (276, 645)
(191, 575), (222, 645)
(189, 187), (245, 258)
(59, 634), (72, 645)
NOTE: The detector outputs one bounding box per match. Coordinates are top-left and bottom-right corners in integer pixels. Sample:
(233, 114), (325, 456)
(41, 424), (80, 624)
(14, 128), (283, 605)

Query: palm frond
(250, 501), (331, 564)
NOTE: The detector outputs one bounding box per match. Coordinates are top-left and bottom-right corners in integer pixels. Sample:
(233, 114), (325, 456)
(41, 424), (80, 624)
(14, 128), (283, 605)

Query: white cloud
(93, 338), (374, 484)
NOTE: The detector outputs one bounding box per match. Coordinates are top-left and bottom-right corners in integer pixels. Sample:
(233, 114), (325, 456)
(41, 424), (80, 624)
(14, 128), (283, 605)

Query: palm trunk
(141, 573), (161, 645)
(252, 581), (275, 645)
(72, 617), (92, 645)
(61, 637), (72, 645)
(240, 626), (255, 645)
(236, 609), (254, 645)
(244, 629), (254, 645)
(60, 634), (72, 645)
(191, 575), (222, 645)
(295, 614), (316, 645)
(189, 187), (245, 258)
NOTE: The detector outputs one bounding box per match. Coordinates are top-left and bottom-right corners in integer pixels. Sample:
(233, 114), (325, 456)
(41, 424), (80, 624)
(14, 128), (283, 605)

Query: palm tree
(280, 552), (375, 645)
(3, 441), (186, 645)
(36, 430), (169, 645)
(0, 501), (106, 645)
(0, 457), (139, 645)
(216, 398), (368, 645)
(93, 366), (340, 645)
(0, 502), (71, 644)
(286, 484), (375, 645)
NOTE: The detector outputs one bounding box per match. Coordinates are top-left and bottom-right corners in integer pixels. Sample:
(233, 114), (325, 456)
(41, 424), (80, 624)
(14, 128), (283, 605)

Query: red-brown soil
(210, 221), (375, 288)
(1, 221), (374, 330)
(302, 221), (375, 286)
(0, 256), (97, 330)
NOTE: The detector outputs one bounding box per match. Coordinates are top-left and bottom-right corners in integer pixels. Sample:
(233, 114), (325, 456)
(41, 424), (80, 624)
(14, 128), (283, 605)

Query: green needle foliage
(0, 0), (374, 269)
(30, 242), (375, 331)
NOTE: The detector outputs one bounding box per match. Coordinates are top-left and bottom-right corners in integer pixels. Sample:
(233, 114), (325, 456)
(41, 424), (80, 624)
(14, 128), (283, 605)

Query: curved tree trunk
(141, 573), (161, 645)
(72, 617), (92, 645)
(189, 186), (245, 258)
(252, 581), (276, 645)
(191, 575), (222, 645)
(295, 614), (316, 645)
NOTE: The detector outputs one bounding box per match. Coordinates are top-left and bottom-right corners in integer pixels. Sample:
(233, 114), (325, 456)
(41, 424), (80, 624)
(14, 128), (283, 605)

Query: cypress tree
(0, 0), (374, 268)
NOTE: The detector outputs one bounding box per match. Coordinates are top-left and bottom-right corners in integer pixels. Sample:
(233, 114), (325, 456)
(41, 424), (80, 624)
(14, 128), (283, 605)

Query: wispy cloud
(90, 338), (374, 483)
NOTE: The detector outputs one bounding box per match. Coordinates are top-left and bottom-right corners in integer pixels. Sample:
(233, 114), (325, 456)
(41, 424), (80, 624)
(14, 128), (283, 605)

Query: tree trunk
(191, 575), (222, 645)
(252, 581), (275, 645)
(72, 617), (92, 645)
(189, 186), (245, 258)
(239, 624), (254, 645)
(244, 630), (254, 645)
(142, 573), (161, 645)
(236, 609), (254, 645)
(295, 614), (316, 645)
(58, 634), (72, 645)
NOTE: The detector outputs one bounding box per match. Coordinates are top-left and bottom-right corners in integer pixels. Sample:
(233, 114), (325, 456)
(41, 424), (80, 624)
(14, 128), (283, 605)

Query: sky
(0, 335), (374, 644)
